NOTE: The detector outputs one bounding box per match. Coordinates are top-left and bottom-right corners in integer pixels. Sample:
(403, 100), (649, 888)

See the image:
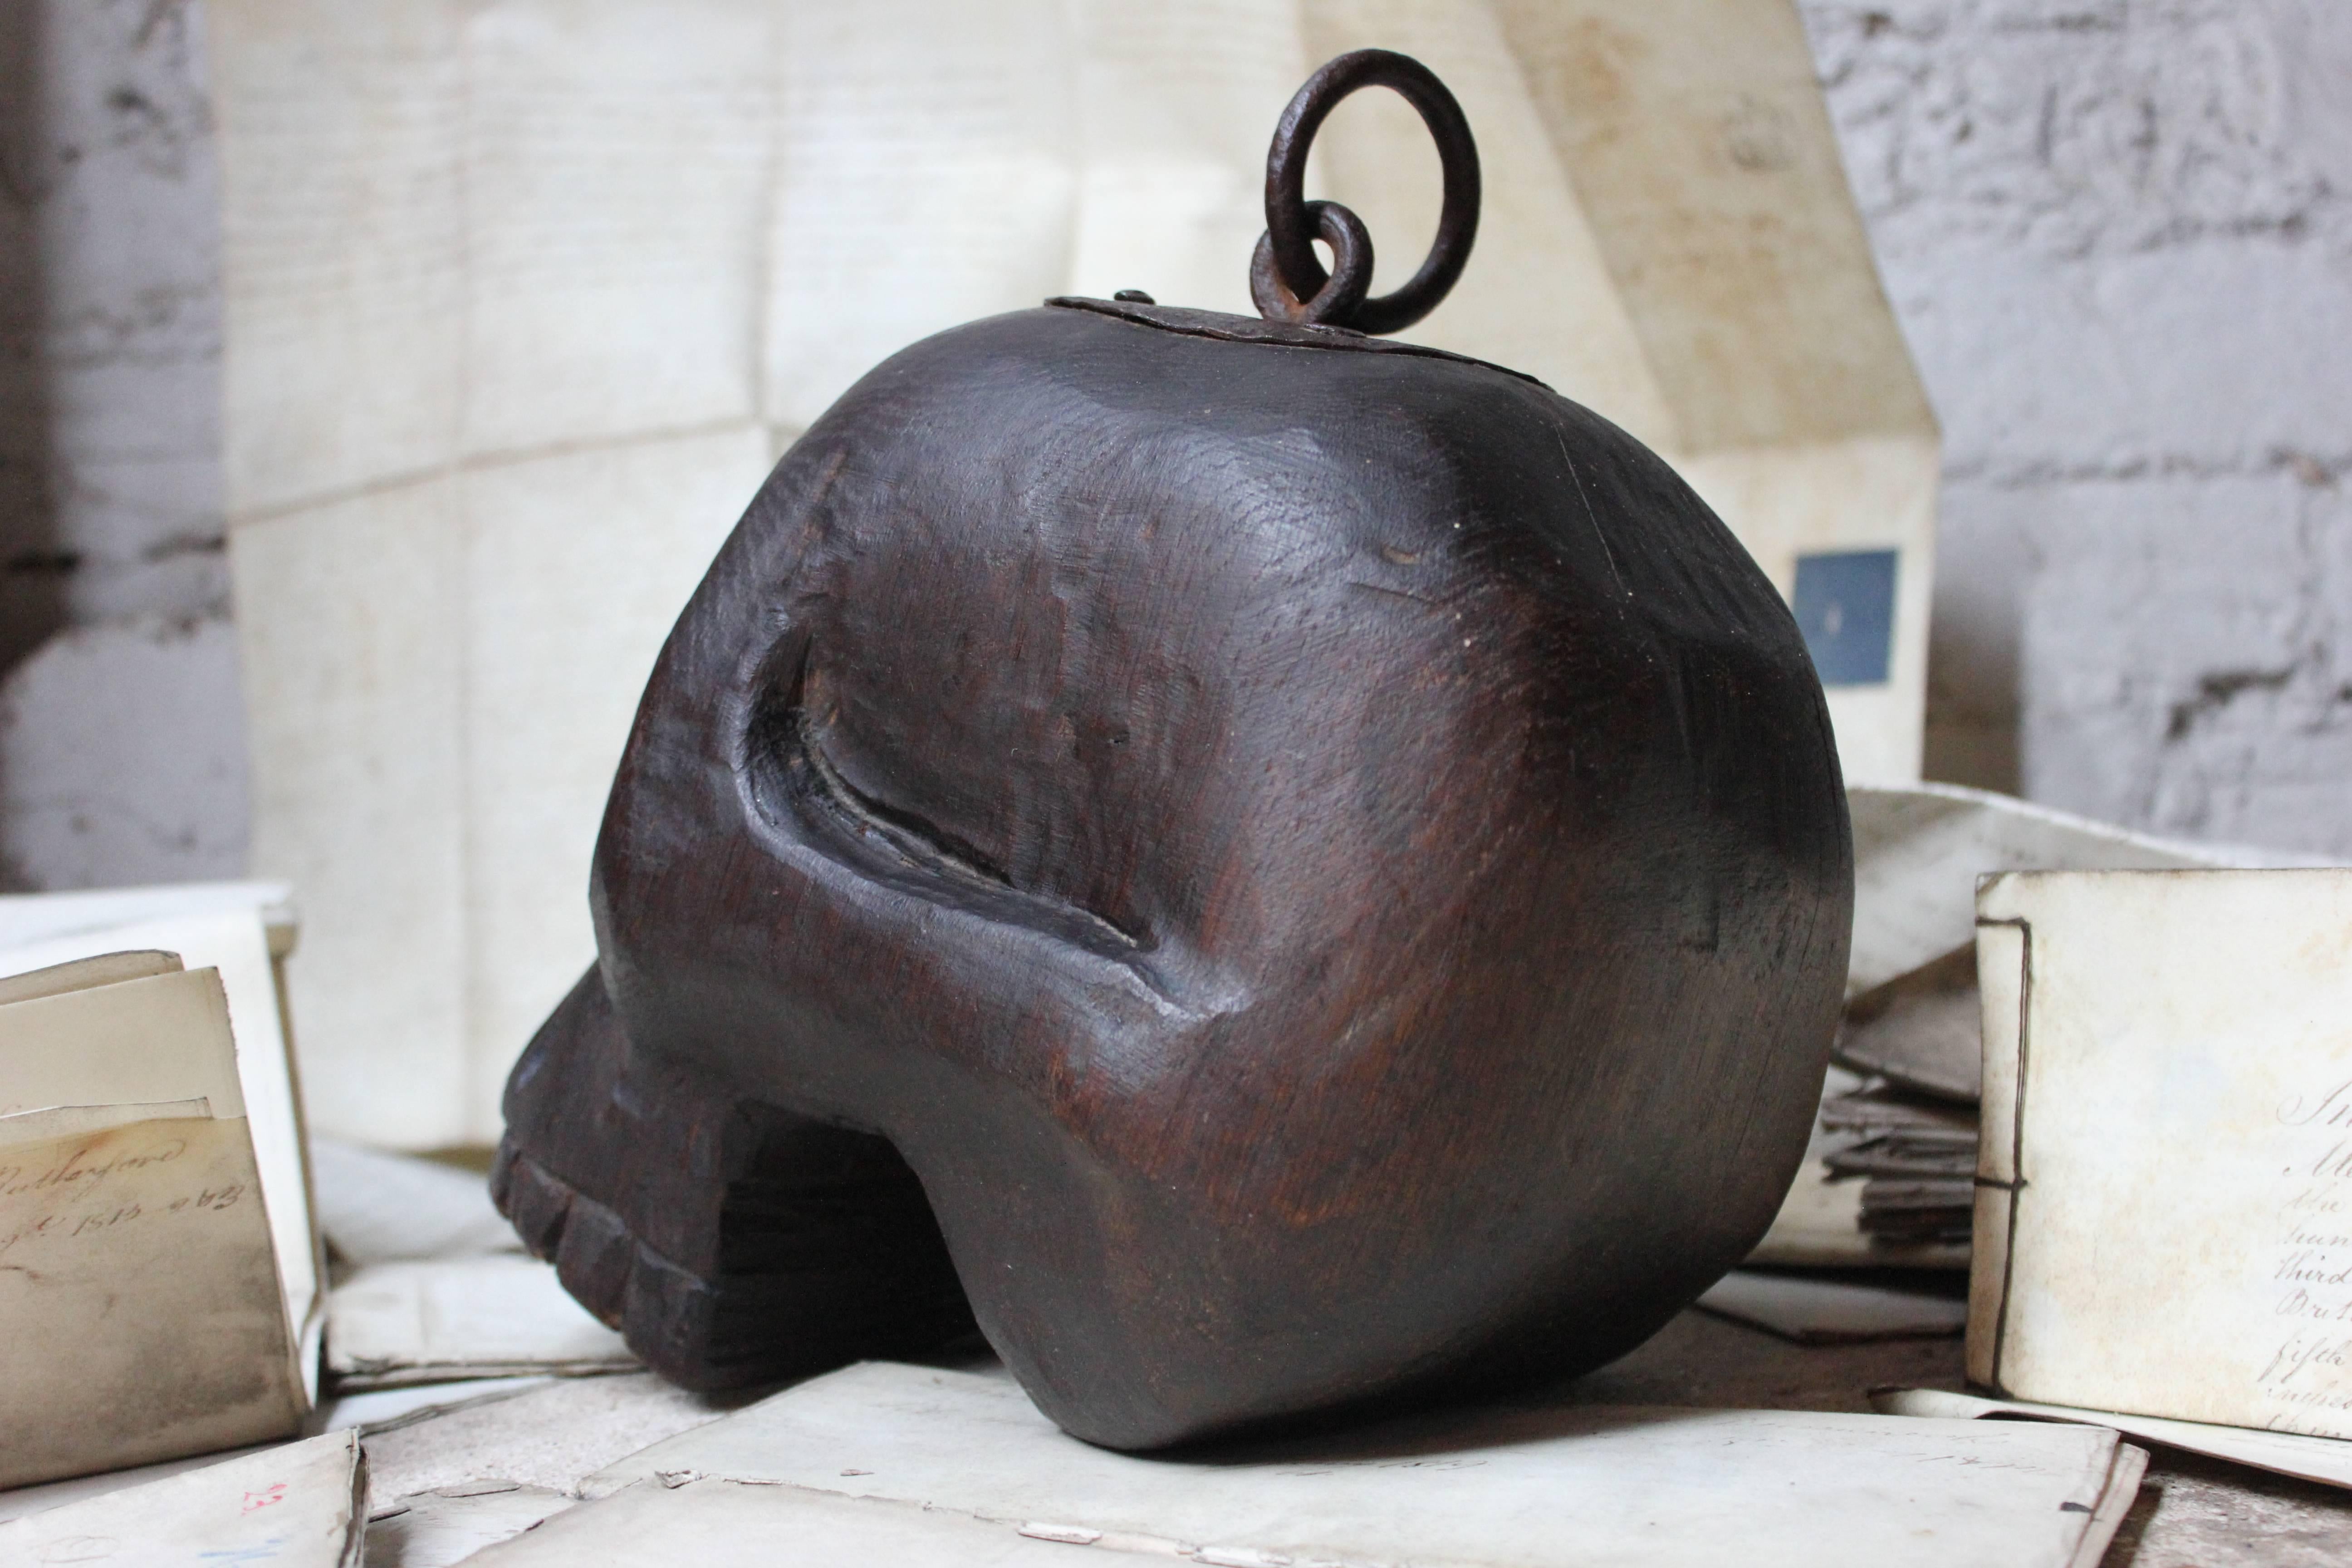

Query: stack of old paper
(0, 1430), (364, 1567)
(0, 883), (322, 1490)
(1752, 782), (2297, 1269)
(311, 1137), (634, 1390)
(0, 1356), (2159, 1566)
(1861, 866), (2352, 1491)
(447, 1360), (2145, 1567)
(0, 876), (636, 1500)
(1823, 948), (1981, 1249)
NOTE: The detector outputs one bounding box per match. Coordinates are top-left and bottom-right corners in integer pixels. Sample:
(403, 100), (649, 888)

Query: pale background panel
(1680, 436), (1940, 782)
(461, 0), (773, 456)
(1493, 0), (1933, 451)
(211, 0), (464, 516)
(1304, 0), (1937, 786)
(1301, 0), (1683, 455)
(1064, 3), (1313, 317)
(12, 1), (2346, 908)
(761, 0), (1077, 436)
(461, 427), (770, 1132)
(231, 477), (468, 1147)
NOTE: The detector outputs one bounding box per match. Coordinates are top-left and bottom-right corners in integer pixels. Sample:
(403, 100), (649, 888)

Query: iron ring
(1257, 49), (1481, 336)
(1250, 200), (1375, 328)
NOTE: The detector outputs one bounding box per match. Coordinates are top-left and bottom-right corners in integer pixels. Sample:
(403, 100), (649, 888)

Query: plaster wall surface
(0, 0), (238, 889)
(2, 1), (2349, 869)
(1801, 0), (2352, 852)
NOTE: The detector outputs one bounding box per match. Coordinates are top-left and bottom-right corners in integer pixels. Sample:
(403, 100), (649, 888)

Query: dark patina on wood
(493, 50), (1852, 1451)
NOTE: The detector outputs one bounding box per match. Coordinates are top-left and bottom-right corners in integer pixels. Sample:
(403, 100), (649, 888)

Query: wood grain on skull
(505, 298), (1850, 1450)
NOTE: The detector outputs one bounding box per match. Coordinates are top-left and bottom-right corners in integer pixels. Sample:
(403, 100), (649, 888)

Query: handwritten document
(2256, 1076), (2352, 1431)
(0, 1111), (304, 1487)
(0, 956), (310, 1487)
(1975, 869), (2352, 1438)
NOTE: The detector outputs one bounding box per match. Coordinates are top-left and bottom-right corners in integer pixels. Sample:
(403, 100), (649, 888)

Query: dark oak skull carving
(492, 54), (1851, 1452)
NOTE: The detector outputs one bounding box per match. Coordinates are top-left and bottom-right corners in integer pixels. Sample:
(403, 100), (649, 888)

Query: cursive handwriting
(0, 1181), (243, 1259)
(2274, 1250), (2352, 1286)
(0, 1137), (188, 1203)
(2275, 1288), (2352, 1323)
(2279, 1078), (2352, 1128)
(2259, 1072), (2352, 1433)
(2256, 1332), (2351, 1387)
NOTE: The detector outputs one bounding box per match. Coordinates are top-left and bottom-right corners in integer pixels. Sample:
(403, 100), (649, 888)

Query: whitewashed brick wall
(1803, 0), (2352, 851)
(0, 0), (242, 889)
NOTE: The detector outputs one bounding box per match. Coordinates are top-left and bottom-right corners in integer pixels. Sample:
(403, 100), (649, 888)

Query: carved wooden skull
(493, 297), (1851, 1450)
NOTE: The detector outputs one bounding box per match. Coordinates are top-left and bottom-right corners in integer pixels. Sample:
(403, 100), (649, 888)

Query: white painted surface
(0, 2), (243, 897)
(0, 2), (228, 669)
(0, 619), (246, 891)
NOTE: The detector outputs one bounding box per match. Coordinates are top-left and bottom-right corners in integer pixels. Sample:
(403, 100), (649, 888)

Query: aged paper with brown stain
(0, 904), (321, 1382)
(0, 1113), (304, 1489)
(1973, 868), (2352, 1439)
(0, 964), (307, 1490)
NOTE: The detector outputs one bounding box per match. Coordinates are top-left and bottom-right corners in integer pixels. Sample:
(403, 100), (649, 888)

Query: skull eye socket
(739, 638), (1147, 965)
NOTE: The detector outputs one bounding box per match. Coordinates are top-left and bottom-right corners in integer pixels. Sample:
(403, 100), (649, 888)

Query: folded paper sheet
(326, 1257), (637, 1389)
(1753, 1064), (1974, 1271)
(363, 1481), (576, 1568)
(466, 1479), (1126, 1566)
(309, 1137), (519, 1264)
(1842, 783), (2291, 998)
(1877, 1387), (2352, 1494)
(1695, 1268), (1967, 1343)
(0, 884), (320, 1380)
(1973, 868), (2352, 1440)
(0, 960), (309, 1489)
(0, 1431), (363, 1568)
(543, 1361), (2143, 1568)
